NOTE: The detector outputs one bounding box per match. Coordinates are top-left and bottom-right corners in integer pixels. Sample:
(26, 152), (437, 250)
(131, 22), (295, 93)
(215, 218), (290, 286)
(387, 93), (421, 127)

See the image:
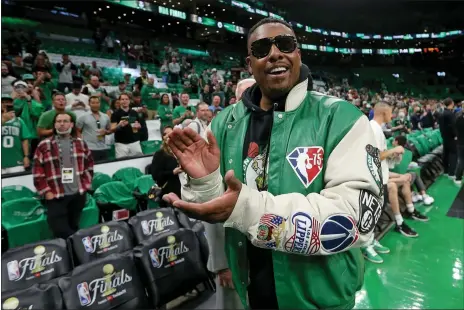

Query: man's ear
(246, 57), (252, 75)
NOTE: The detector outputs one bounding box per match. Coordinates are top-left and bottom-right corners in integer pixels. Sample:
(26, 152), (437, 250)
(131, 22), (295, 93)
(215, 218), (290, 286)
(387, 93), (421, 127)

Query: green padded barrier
(1, 185), (36, 203)
(141, 140), (162, 155)
(112, 167), (144, 190)
(93, 181), (137, 210)
(1, 198), (45, 227)
(91, 172), (112, 192)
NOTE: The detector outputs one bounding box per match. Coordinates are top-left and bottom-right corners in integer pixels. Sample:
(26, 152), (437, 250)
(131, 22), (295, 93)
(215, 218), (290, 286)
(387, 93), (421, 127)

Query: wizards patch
(358, 189), (382, 234)
(286, 146), (324, 188)
(255, 214), (286, 249)
(320, 214), (359, 253)
(365, 144), (383, 197)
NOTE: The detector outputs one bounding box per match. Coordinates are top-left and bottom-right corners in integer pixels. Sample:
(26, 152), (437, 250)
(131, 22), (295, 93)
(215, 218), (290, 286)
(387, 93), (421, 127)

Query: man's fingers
(167, 139), (184, 160)
(162, 192), (181, 204)
(178, 129), (196, 147)
(224, 170), (242, 192)
(169, 130), (189, 152)
(206, 130), (219, 150)
(183, 127), (203, 142)
(172, 199), (206, 219)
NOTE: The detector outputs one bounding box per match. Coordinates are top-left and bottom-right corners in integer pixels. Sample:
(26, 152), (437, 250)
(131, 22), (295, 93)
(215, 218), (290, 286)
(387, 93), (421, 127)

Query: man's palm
(168, 127), (220, 179)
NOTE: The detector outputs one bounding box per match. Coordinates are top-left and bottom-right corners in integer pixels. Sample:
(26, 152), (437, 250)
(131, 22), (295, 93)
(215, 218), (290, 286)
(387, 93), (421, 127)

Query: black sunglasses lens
(251, 38), (273, 58)
(275, 36), (296, 53)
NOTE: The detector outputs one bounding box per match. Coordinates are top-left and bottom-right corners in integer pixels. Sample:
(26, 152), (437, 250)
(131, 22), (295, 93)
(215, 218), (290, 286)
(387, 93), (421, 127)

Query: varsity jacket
(182, 77), (382, 309)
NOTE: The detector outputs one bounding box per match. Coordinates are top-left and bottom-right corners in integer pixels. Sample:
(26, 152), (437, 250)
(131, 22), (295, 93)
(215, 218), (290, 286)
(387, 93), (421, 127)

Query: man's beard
(57, 128), (72, 135)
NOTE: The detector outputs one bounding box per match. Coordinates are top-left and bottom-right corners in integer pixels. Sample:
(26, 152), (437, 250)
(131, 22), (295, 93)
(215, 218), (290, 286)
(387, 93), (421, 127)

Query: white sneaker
(455, 180), (462, 187)
(449, 175), (456, 180)
(412, 192), (422, 203)
(423, 195), (434, 205)
(444, 173), (449, 177)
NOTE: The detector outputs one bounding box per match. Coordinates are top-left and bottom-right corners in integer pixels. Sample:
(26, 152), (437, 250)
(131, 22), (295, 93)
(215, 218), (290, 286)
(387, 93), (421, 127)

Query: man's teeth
(270, 67), (287, 74)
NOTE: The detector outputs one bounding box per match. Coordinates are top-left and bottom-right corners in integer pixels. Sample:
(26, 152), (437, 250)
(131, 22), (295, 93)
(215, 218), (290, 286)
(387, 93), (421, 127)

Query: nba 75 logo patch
(286, 147), (324, 188)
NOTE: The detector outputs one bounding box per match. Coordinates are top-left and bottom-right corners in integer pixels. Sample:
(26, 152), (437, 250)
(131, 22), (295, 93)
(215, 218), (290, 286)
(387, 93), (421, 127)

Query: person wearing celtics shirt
(172, 93), (196, 125)
(164, 18), (382, 309)
(141, 77), (160, 120)
(391, 107), (411, 137)
(1, 96), (31, 174)
(82, 75), (110, 112)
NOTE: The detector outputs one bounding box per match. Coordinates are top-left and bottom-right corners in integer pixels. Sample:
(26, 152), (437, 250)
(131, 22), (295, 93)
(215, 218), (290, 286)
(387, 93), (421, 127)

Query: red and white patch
(286, 147), (324, 188)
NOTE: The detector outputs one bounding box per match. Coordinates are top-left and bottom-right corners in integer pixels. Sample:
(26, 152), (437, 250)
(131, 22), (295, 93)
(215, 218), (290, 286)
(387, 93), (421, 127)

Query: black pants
(44, 193), (86, 239)
(91, 149), (109, 163)
(456, 145), (464, 181)
(442, 137), (457, 176)
(57, 83), (73, 93)
(169, 73), (179, 84)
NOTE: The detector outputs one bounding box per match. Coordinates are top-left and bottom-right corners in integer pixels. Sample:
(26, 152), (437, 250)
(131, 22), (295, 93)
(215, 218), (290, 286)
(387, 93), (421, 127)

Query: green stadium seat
(141, 140), (162, 155)
(91, 172), (112, 192)
(112, 167), (144, 190)
(1, 198), (45, 227)
(93, 181), (137, 211)
(1, 185), (36, 203)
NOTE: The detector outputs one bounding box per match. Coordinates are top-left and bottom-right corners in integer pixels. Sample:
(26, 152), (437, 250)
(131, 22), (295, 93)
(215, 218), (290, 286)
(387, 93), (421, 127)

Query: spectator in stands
(392, 136), (435, 204)
(438, 98), (458, 179)
(104, 31), (116, 54)
(410, 105), (423, 130)
(93, 28), (104, 52)
(188, 67), (200, 94)
(187, 102), (209, 137)
(151, 125), (182, 208)
(201, 69), (211, 86)
(391, 107), (412, 136)
(158, 94), (173, 130)
(212, 84), (225, 106)
(37, 93), (76, 138)
(77, 96), (111, 162)
(209, 95), (223, 113)
(130, 91), (149, 120)
(141, 40), (154, 63)
(206, 109), (213, 124)
(82, 75), (110, 111)
(107, 98), (120, 118)
(4, 29), (23, 57)
(33, 111), (93, 239)
(33, 69), (54, 110)
(88, 61), (102, 78)
(235, 78), (256, 100)
(12, 55), (31, 77)
(200, 84), (212, 106)
(11, 79), (40, 112)
(65, 82), (89, 110)
(111, 93), (145, 158)
(455, 110), (464, 186)
(2, 62), (16, 95)
(164, 18), (382, 309)
(141, 77), (159, 120)
(32, 53), (52, 73)
(56, 54), (77, 93)
(134, 68), (149, 92)
(1, 96), (31, 174)
(109, 81), (130, 100)
(168, 57), (181, 83)
(160, 60), (169, 83)
(69, 101), (88, 120)
(172, 93), (195, 125)
(420, 103), (436, 129)
(210, 68), (224, 85)
(227, 96), (237, 107)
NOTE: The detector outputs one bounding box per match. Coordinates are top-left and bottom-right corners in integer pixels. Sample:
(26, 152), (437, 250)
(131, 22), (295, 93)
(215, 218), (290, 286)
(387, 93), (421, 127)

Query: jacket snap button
(238, 242), (243, 247)
(229, 159), (233, 164)
(278, 114), (283, 119)
(228, 124), (232, 129)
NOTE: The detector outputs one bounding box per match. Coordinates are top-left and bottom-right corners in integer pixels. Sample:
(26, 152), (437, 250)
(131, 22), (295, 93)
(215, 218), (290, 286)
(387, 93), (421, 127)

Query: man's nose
(268, 44), (284, 61)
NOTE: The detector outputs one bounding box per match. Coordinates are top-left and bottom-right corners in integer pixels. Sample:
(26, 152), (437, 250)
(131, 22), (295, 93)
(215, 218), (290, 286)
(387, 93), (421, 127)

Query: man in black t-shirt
(110, 93), (147, 158)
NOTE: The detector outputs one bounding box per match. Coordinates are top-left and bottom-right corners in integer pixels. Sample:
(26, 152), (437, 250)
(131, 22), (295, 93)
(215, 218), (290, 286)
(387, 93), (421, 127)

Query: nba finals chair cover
(176, 210), (210, 266)
(133, 228), (210, 307)
(1, 238), (72, 293)
(128, 208), (182, 244)
(58, 252), (150, 310)
(68, 221), (134, 266)
(1, 185), (36, 203)
(1, 283), (63, 310)
(111, 167), (144, 191)
(93, 181), (138, 222)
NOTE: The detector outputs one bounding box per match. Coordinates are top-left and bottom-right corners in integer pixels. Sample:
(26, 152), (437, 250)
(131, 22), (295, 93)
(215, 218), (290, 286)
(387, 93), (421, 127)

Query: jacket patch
(320, 215), (359, 253)
(365, 144), (384, 197)
(284, 212), (320, 255)
(358, 190), (382, 234)
(286, 146), (324, 188)
(254, 214), (286, 249)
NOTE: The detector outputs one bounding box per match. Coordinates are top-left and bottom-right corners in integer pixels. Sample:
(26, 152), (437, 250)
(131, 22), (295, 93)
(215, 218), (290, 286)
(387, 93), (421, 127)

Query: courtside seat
(1, 283), (63, 310)
(59, 252), (150, 309)
(133, 175), (157, 210)
(1, 239), (72, 293)
(112, 167), (144, 190)
(176, 210), (210, 267)
(68, 221), (134, 266)
(133, 229), (210, 307)
(93, 181), (138, 222)
(128, 208), (182, 244)
(1, 185), (36, 203)
(91, 172), (112, 193)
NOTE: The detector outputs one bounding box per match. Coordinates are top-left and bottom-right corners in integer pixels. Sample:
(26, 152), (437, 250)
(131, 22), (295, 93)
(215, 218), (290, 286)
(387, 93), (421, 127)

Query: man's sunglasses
(250, 35), (298, 59)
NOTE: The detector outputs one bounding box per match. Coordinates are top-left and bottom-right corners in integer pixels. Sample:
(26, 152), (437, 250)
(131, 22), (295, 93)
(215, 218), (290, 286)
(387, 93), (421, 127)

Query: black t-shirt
(111, 108), (146, 144)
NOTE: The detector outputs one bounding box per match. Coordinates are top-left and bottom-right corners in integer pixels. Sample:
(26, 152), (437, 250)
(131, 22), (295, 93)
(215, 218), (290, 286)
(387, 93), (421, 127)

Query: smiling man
(164, 18), (382, 309)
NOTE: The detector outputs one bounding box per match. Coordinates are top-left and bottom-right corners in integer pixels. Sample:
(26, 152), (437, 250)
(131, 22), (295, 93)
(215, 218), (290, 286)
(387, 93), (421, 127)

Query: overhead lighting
(162, 25), (165, 27)
(168, 22), (171, 25)
(123, 13), (126, 16)
(132, 11), (135, 14)
(177, 21), (179, 24)
(249, 17), (252, 19)
(94, 11), (97, 14)
(232, 21), (235, 24)
(148, 18), (152, 21)
(205, 13), (208, 16)
(207, 4), (210, 6)
(106, 5), (109, 8)
(216, 30), (219, 33)
(223, 8), (225, 11)
(98, 8), (102, 11)
(118, 16), (121, 19)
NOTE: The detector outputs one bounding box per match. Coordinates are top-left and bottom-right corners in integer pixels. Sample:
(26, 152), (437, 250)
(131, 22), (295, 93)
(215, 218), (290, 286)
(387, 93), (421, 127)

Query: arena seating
(1, 208), (212, 309)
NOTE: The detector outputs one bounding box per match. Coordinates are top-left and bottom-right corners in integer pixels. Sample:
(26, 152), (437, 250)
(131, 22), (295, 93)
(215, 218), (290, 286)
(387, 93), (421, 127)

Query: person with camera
(110, 93), (146, 158)
(172, 92), (196, 125)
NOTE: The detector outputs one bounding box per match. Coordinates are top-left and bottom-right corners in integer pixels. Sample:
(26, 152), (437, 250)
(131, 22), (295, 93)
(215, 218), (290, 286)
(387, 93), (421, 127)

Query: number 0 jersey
(2, 117), (31, 169)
